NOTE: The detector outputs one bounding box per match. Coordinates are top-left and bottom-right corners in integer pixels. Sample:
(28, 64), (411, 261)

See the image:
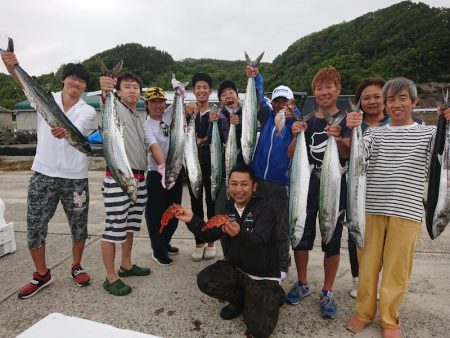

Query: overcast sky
(0, 0), (447, 76)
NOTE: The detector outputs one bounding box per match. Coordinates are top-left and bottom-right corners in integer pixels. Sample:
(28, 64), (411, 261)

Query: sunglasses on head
(160, 121), (169, 137)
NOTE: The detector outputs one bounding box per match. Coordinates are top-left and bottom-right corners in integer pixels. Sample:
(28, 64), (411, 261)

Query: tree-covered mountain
(0, 1), (448, 109)
(265, 1), (450, 93)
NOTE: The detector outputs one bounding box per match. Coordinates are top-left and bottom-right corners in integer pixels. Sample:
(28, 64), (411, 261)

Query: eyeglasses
(160, 121), (169, 137)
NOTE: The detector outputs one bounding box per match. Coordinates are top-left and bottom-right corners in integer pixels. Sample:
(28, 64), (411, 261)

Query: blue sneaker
(286, 281), (311, 305)
(320, 290), (337, 319)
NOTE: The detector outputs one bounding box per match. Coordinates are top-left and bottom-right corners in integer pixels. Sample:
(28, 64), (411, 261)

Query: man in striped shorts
(346, 77), (450, 338)
(99, 72), (149, 296)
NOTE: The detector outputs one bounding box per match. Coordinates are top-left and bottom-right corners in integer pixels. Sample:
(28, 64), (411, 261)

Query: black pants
(187, 158), (215, 245)
(255, 180), (291, 273)
(145, 170), (182, 258)
(197, 260), (283, 338)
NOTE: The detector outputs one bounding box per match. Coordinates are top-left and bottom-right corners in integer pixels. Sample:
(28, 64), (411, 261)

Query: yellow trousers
(355, 214), (421, 329)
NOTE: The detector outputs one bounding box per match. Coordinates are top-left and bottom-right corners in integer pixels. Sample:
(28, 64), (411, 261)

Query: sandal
(118, 264), (151, 277)
(347, 315), (370, 333)
(103, 278), (132, 296)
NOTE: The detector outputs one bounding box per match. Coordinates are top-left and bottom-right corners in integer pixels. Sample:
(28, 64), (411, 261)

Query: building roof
(0, 107), (13, 113)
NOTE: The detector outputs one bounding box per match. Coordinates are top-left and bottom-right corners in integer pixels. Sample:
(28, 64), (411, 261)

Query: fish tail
(244, 51), (264, 67)
(0, 37), (14, 53)
(96, 56), (123, 77)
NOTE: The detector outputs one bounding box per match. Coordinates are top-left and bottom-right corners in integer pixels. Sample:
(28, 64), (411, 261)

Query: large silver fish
(426, 90), (450, 239)
(345, 102), (366, 249)
(165, 74), (187, 189)
(0, 37), (91, 155)
(289, 114), (313, 248)
(210, 104), (223, 201)
(96, 57), (138, 202)
(224, 106), (238, 195)
(319, 109), (347, 245)
(184, 112), (202, 199)
(241, 51), (264, 164)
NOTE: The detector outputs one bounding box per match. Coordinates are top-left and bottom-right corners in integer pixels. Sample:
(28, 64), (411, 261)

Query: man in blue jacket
(246, 66), (301, 280)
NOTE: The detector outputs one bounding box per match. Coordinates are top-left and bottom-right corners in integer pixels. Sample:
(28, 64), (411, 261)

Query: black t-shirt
(304, 110), (352, 170)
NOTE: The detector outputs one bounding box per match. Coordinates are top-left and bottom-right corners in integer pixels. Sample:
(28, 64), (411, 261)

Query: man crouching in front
(174, 164), (284, 338)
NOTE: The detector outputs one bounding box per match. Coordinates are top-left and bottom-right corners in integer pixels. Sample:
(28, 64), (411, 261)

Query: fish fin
(300, 111), (316, 123)
(333, 111), (347, 125)
(322, 108), (333, 125)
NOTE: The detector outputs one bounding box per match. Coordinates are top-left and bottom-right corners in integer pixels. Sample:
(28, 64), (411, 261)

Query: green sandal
(118, 265), (151, 277)
(103, 278), (132, 296)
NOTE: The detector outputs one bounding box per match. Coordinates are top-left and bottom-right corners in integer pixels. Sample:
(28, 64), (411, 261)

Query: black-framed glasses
(160, 121), (169, 137)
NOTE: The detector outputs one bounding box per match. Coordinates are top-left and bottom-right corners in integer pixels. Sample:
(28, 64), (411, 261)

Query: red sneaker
(71, 263), (91, 287)
(18, 270), (53, 299)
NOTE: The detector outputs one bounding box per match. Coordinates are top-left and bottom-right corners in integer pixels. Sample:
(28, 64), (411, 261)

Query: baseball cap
(271, 85), (294, 101)
(217, 80), (238, 99)
(144, 87), (166, 101)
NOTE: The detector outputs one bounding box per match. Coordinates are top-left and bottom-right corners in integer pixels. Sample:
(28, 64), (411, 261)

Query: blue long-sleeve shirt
(251, 74), (301, 186)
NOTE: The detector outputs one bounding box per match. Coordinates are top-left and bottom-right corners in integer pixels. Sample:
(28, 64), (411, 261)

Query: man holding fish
(287, 66), (351, 319)
(99, 71), (149, 296)
(246, 63), (301, 282)
(346, 78), (450, 338)
(1, 50), (96, 298)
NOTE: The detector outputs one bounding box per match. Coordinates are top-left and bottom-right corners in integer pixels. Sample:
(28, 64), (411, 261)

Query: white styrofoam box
(0, 222), (16, 257)
(16, 313), (161, 338)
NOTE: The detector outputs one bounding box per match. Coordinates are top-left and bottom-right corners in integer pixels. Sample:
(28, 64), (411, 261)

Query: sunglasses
(160, 121), (169, 137)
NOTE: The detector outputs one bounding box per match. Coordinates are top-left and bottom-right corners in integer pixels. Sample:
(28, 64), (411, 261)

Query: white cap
(271, 85), (294, 101)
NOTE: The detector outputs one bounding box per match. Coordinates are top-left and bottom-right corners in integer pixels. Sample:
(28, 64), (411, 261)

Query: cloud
(0, 0), (448, 75)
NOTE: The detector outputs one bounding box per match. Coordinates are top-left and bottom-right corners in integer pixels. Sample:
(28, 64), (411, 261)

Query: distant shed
(0, 107), (13, 130)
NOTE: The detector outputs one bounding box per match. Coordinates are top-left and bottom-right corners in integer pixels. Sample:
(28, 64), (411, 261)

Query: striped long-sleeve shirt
(363, 123), (436, 222)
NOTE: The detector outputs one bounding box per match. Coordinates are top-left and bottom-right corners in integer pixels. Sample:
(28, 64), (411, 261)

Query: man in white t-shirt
(143, 87), (182, 266)
(1, 52), (96, 299)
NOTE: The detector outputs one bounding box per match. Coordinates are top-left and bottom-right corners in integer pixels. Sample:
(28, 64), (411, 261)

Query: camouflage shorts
(197, 260), (283, 338)
(27, 172), (89, 249)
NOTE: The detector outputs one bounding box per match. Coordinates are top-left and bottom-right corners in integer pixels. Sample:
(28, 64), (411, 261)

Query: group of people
(2, 48), (450, 338)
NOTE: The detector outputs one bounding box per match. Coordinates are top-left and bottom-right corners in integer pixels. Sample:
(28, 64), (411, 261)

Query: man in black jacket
(174, 164), (284, 338)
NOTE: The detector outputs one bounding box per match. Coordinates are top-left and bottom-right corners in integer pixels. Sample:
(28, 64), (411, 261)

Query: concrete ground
(0, 168), (449, 338)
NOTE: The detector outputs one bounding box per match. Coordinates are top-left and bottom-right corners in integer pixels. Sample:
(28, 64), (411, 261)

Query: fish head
(126, 178), (138, 202)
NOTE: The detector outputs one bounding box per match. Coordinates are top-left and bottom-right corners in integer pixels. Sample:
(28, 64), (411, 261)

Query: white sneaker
(204, 246), (216, 260)
(191, 246), (205, 262)
(350, 277), (358, 298)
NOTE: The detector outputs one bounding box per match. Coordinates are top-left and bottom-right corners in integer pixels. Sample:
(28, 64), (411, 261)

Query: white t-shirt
(143, 106), (173, 171)
(31, 92), (96, 179)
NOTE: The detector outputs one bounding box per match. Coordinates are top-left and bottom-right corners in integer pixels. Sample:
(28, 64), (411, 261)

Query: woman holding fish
(346, 78), (450, 338)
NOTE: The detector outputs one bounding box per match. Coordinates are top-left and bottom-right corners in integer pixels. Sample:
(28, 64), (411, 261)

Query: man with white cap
(246, 66), (301, 284)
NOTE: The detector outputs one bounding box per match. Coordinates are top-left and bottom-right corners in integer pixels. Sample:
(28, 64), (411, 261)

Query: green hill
(265, 1), (450, 93)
